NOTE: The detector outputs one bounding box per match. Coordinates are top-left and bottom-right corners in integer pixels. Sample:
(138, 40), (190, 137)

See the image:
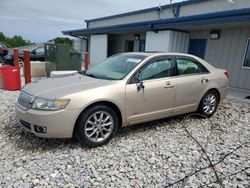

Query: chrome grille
(17, 92), (35, 110)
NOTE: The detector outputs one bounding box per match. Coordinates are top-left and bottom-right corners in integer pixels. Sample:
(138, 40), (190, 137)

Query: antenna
(158, 3), (162, 11)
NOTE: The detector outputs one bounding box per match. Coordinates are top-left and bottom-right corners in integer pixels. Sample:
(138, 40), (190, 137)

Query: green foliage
(0, 32), (32, 48)
(49, 37), (73, 47)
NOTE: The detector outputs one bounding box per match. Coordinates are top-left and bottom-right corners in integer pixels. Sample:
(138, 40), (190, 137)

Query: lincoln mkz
(15, 53), (229, 147)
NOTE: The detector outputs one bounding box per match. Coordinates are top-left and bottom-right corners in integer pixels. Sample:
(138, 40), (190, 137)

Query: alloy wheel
(203, 93), (217, 114)
(84, 111), (114, 142)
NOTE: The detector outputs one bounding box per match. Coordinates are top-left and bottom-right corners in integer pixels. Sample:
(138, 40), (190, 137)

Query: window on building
(243, 39), (250, 68)
(176, 58), (209, 75)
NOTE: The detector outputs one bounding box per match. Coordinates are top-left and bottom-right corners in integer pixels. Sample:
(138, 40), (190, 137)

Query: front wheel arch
(73, 101), (122, 137)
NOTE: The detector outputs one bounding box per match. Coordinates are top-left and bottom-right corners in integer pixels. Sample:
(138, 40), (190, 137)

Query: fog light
(34, 125), (47, 134)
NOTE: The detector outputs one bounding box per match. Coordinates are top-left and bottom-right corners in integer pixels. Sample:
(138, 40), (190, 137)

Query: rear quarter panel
(200, 69), (229, 103)
(193, 56), (229, 102)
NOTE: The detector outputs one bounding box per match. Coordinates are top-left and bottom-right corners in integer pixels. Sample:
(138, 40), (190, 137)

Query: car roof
(123, 52), (216, 71)
(123, 52), (199, 58)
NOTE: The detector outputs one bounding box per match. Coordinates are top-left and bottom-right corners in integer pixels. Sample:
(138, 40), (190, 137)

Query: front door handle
(164, 81), (174, 88)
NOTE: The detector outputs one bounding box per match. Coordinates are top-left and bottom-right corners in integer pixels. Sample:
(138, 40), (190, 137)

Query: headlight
(31, 97), (70, 111)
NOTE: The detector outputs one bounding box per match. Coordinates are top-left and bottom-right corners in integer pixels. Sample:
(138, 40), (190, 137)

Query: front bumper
(15, 103), (80, 138)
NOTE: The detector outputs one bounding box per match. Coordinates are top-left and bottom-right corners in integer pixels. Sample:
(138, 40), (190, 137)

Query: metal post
(84, 52), (89, 71)
(23, 50), (31, 84)
(13, 48), (19, 66)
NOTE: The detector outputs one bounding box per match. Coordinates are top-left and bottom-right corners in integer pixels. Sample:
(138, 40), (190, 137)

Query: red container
(1, 66), (21, 90)
(0, 67), (3, 89)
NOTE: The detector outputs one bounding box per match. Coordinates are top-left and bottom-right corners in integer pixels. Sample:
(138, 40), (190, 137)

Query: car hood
(23, 73), (113, 98)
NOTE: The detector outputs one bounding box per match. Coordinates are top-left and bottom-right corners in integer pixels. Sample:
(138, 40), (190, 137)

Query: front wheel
(0, 56), (3, 64)
(198, 90), (219, 118)
(76, 105), (119, 147)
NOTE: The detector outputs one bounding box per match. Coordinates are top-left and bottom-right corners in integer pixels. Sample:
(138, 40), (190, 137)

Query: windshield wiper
(78, 71), (86, 75)
(85, 73), (114, 80)
(85, 73), (100, 79)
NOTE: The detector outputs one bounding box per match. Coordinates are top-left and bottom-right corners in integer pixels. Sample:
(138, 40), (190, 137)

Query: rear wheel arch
(206, 88), (220, 103)
(197, 88), (220, 117)
(73, 101), (123, 136)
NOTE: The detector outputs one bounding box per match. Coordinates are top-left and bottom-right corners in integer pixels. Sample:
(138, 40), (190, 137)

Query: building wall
(180, 0), (250, 17)
(168, 31), (189, 53)
(88, 0), (250, 28)
(108, 33), (146, 56)
(145, 31), (171, 52)
(145, 30), (189, 53)
(90, 34), (108, 65)
(190, 27), (250, 90)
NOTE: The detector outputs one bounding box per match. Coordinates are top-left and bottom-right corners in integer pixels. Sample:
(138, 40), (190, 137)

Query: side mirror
(136, 70), (145, 91)
(31, 50), (36, 55)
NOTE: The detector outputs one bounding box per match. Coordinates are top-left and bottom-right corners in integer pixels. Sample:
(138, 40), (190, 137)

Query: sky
(0, 0), (182, 43)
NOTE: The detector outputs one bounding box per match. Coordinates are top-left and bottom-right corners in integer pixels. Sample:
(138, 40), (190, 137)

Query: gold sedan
(15, 53), (229, 147)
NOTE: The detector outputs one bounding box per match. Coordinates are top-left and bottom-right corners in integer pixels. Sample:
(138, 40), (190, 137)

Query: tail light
(224, 71), (229, 79)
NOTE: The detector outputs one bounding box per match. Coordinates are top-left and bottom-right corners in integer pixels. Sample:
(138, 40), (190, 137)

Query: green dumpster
(45, 43), (82, 77)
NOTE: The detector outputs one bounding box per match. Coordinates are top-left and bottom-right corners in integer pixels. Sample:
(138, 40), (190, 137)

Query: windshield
(0, 43), (7, 48)
(86, 54), (147, 80)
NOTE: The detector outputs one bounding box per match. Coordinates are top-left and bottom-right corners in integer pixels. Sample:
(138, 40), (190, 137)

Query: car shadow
(3, 114), (203, 152)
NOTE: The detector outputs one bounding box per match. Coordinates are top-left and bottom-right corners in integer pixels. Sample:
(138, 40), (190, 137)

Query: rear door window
(35, 47), (44, 54)
(176, 58), (209, 75)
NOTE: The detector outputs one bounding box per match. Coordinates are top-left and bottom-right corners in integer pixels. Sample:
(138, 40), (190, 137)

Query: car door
(173, 56), (210, 114)
(31, 47), (44, 61)
(35, 47), (45, 61)
(126, 56), (176, 124)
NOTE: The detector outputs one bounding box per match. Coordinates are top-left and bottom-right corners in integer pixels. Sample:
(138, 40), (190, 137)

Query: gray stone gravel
(0, 89), (249, 187)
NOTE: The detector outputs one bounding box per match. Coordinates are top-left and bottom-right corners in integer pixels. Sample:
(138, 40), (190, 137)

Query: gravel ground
(0, 89), (249, 187)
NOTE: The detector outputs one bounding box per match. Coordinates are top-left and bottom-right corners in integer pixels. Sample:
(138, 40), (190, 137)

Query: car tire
(0, 56), (3, 64)
(19, 58), (24, 67)
(198, 90), (219, 118)
(75, 105), (119, 147)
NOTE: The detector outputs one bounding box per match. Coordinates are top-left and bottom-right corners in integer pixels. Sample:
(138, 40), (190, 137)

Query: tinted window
(141, 58), (172, 80)
(243, 39), (250, 68)
(35, 47), (44, 54)
(0, 43), (6, 48)
(86, 54), (147, 80)
(177, 58), (208, 75)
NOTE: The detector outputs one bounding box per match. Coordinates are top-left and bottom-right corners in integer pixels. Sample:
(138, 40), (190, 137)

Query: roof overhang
(62, 8), (250, 37)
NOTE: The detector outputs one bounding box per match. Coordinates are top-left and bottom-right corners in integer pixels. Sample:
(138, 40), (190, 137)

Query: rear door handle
(164, 81), (174, 88)
(201, 78), (209, 84)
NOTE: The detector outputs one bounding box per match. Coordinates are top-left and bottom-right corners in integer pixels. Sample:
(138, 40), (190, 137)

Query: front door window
(141, 58), (172, 80)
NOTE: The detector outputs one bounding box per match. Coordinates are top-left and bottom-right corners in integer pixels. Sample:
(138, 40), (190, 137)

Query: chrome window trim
(170, 72), (210, 79)
(127, 55), (174, 84)
(174, 56), (210, 76)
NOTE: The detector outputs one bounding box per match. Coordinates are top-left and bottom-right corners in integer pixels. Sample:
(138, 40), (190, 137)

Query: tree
(0, 32), (33, 48)
(49, 37), (73, 47)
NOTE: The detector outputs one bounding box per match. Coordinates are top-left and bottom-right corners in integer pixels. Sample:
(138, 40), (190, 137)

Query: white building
(63, 0), (250, 91)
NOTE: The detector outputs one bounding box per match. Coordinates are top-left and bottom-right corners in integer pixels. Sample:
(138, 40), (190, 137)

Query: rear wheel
(19, 58), (24, 67)
(198, 90), (219, 118)
(76, 105), (119, 147)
